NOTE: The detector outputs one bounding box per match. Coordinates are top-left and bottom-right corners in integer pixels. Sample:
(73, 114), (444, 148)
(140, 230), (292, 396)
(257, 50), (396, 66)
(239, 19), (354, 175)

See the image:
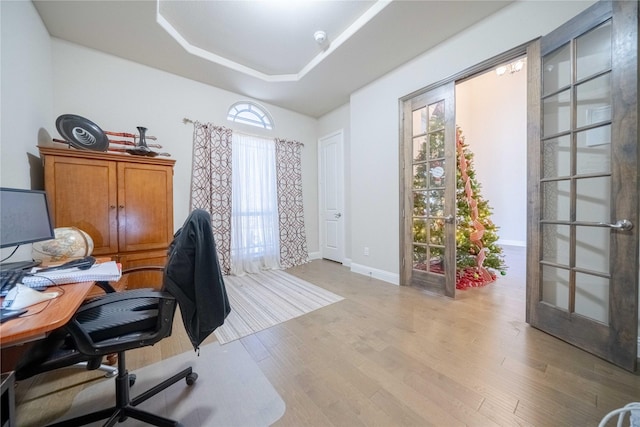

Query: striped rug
(215, 269), (343, 344)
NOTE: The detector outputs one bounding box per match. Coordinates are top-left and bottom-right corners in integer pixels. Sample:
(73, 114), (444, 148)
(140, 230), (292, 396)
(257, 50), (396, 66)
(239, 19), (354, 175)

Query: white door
(319, 130), (344, 263)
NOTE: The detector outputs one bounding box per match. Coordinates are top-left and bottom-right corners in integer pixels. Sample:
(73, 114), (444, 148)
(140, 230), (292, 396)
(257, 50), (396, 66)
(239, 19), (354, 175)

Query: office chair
(16, 209), (230, 426)
(14, 280), (121, 382)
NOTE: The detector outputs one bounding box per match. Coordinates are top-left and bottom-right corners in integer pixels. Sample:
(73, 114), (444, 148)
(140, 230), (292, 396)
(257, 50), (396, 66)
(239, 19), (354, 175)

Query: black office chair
(14, 279), (119, 382)
(16, 209), (230, 426)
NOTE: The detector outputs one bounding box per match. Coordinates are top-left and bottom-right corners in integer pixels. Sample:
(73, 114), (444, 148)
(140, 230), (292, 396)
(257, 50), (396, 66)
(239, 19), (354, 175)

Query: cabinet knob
(110, 205), (116, 209)
(119, 205), (125, 209)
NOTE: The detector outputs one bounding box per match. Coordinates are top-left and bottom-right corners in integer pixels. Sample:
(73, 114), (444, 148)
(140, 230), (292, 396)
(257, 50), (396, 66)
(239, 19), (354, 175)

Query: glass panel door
(402, 82), (456, 297)
(527, 1), (638, 371)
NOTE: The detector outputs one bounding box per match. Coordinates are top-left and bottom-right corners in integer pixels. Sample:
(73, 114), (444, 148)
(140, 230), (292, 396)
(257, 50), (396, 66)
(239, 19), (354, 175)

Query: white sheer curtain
(230, 133), (281, 275)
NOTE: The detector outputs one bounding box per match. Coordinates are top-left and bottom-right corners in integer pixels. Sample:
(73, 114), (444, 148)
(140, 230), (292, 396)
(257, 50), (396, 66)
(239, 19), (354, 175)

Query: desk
(0, 281), (94, 347)
(0, 258), (122, 347)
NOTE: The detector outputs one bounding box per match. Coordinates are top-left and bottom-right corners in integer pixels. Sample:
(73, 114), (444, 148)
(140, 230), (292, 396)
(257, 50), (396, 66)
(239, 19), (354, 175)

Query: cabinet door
(45, 156), (118, 255)
(117, 163), (174, 252)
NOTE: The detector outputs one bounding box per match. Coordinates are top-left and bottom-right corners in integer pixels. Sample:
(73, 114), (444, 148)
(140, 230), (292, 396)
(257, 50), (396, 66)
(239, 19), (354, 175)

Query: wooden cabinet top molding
(38, 146), (176, 167)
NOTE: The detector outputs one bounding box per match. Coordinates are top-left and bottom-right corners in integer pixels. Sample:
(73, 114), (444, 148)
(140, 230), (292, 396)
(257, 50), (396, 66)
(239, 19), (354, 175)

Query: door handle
(573, 219), (634, 231)
(601, 219), (633, 231)
(444, 214), (454, 224)
(334, 213), (342, 219)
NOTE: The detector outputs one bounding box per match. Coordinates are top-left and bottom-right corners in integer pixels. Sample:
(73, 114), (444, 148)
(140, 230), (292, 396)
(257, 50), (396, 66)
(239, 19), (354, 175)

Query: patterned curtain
(190, 122), (233, 274)
(274, 138), (308, 268)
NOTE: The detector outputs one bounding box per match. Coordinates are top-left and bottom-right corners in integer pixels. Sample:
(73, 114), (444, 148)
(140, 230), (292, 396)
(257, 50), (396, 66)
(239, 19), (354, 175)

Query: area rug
(54, 340), (285, 426)
(215, 269), (344, 344)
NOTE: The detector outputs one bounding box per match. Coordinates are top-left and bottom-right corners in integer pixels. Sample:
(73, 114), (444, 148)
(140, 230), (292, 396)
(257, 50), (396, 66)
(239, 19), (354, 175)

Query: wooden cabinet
(38, 146), (175, 289)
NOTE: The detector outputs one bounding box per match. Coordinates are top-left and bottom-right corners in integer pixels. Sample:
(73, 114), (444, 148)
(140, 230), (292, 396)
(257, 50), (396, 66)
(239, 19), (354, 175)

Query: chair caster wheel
(129, 374), (136, 387)
(186, 372), (198, 386)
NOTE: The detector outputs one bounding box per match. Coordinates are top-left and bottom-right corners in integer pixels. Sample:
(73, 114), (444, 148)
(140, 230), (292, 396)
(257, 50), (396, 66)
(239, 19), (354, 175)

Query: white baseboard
(350, 262), (399, 285)
(308, 253), (351, 267)
(498, 239), (526, 247)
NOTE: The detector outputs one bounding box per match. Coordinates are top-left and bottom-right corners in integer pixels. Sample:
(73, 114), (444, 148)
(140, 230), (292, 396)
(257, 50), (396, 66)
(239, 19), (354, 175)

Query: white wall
(0, 0), (54, 262)
(456, 66), (528, 247)
(349, 0), (595, 282)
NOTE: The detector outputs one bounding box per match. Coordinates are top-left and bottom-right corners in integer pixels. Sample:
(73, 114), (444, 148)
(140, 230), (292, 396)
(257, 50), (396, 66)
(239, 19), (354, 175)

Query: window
(230, 133), (280, 274)
(227, 101), (273, 130)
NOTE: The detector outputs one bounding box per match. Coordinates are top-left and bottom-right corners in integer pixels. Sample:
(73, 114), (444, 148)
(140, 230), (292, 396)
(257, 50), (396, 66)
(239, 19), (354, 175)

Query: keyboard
(0, 260), (41, 271)
(0, 270), (27, 297)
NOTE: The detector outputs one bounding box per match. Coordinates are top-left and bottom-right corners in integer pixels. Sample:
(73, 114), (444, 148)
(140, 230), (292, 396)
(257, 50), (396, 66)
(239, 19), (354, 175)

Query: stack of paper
(22, 261), (122, 289)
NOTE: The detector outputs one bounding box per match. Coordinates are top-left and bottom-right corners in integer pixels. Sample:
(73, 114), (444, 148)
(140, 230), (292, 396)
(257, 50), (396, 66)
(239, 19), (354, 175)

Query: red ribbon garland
(456, 128), (493, 288)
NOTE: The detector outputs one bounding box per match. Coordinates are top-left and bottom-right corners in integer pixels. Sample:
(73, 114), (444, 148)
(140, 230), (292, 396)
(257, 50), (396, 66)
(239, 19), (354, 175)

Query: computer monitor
(0, 188), (55, 249)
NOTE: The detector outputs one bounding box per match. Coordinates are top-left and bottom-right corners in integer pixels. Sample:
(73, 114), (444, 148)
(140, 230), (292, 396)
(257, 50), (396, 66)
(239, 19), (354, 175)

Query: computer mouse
(1, 284), (59, 309)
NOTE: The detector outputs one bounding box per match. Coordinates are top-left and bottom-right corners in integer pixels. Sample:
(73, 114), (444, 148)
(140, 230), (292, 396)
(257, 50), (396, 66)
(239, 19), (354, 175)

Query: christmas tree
(427, 126), (507, 289)
(454, 126), (507, 288)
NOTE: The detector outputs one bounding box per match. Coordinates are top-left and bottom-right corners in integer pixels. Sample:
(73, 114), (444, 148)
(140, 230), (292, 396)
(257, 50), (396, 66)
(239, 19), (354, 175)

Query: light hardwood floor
(13, 247), (640, 426)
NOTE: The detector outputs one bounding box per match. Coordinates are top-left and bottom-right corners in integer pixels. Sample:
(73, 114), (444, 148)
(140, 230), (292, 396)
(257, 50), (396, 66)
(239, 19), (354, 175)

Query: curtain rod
(182, 117), (303, 147)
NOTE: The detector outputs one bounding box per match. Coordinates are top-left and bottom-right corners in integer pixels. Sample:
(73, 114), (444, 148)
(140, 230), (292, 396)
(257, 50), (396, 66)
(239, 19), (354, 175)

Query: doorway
(400, 48), (528, 298)
(453, 57), (529, 297)
(455, 57), (528, 252)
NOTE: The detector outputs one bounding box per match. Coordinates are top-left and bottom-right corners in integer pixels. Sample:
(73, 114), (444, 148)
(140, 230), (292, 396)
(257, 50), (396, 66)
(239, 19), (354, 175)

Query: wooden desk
(0, 281), (94, 347)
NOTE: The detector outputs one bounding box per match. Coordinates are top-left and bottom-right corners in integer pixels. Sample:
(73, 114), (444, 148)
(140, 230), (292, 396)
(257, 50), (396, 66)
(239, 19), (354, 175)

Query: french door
(526, 0), (638, 371)
(401, 82), (456, 297)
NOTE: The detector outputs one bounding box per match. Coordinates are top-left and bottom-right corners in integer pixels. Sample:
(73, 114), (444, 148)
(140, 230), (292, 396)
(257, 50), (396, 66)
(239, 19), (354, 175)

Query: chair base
(47, 352), (197, 427)
(74, 361), (118, 378)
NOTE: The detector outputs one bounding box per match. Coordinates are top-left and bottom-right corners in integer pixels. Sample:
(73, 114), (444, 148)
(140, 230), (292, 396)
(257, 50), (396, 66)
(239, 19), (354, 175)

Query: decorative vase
(136, 126), (148, 148)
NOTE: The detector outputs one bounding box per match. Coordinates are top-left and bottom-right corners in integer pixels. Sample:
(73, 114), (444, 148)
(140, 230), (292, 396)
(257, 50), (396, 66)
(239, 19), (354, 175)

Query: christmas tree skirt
(427, 263), (497, 290)
(455, 266), (496, 289)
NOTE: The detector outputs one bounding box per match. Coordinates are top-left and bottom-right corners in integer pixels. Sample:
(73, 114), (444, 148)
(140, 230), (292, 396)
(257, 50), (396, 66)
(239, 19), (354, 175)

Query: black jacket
(164, 209), (230, 351)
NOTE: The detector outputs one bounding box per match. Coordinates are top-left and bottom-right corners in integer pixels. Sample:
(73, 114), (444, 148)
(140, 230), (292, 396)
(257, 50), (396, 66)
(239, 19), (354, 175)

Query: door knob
(334, 213), (342, 219)
(444, 214), (454, 224)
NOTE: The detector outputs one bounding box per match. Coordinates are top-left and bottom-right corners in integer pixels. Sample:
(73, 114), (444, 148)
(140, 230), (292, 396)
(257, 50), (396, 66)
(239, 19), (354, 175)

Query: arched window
(227, 101), (273, 130)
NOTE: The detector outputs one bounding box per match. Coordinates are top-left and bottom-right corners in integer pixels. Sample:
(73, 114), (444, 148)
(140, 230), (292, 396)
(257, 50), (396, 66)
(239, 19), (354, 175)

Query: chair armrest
(117, 265), (165, 292)
(121, 265), (165, 275)
(90, 265), (164, 299)
(93, 281), (116, 293)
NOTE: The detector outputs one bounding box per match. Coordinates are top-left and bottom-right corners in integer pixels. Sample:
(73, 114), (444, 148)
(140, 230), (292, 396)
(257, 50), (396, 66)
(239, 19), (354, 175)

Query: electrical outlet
(364, 247), (369, 256)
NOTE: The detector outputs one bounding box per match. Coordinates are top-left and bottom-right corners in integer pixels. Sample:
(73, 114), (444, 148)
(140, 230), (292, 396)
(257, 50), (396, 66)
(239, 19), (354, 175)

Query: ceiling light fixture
(496, 58), (526, 76)
(314, 30), (327, 44)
